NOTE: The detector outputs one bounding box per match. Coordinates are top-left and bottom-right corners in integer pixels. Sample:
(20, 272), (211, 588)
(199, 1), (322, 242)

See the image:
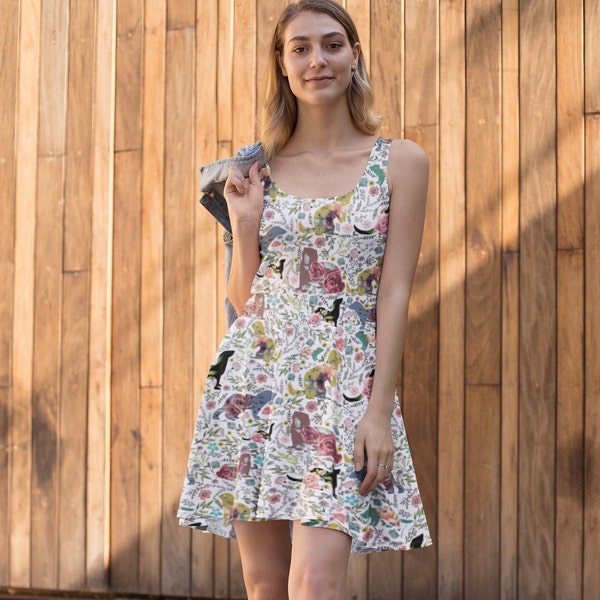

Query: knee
(244, 568), (288, 600)
(289, 565), (345, 600)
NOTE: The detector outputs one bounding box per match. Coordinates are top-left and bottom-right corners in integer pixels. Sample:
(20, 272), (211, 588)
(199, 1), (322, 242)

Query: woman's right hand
(223, 161), (263, 226)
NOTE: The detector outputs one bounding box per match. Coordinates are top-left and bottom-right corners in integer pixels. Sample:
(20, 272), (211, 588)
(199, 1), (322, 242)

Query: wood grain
(518, 1), (557, 597)
(160, 26), (195, 598)
(583, 113), (600, 599)
(86, 0), (115, 589)
(59, 271), (89, 589)
(0, 0), (597, 598)
(438, 0), (466, 596)
(0, 1), (18, 579)
(11, 0), (41, 586)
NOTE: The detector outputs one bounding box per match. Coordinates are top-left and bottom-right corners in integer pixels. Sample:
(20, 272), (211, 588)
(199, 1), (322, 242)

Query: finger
(226, 165), (248, 194)
(353, 431), (365, 473)
(247, 161), (260, 185)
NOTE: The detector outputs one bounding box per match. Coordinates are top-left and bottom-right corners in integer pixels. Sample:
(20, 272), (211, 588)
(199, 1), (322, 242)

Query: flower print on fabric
(178, 137), (431, 553)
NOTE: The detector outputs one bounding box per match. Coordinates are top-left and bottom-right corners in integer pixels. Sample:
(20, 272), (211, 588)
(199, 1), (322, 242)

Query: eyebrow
(287, 31), (346, 44)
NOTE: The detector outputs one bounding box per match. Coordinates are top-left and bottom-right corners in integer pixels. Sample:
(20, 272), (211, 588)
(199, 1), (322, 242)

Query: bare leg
(233, 520), (292, 600)
(288, 521), (352, 600)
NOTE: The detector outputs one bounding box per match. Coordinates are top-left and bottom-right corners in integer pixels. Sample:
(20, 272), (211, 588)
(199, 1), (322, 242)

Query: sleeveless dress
(178, 137), (431, 553)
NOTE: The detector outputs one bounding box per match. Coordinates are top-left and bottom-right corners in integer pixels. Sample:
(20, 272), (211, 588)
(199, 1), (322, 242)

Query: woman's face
(278, 11), (359, 108)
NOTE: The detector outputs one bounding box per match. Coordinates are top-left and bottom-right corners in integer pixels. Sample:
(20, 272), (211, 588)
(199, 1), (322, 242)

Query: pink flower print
(275, 476), (286, 485)
(256, 373), (268, 384)
(376, 507), (396, 522)
(251, 432), (263, 443)
(354, 351), (364, 363)
(269, 494), (282, 504)
(306, 400), (318, 413)
(335, 338), (345, 351)
(369, 185), (380, 196)
(303, 201), (311, 211)
(341, 222), (354, 235)
(363, 528), (374, 542)
(303, 473), (320, 489)
(318, 433), (342, 464)
(308, 313), (323, 326)
(264, 209), (275, 220)
(375, 213), (389, 235)
(300, 426), (320, 444)
(225, 394), (250, 419)
(382, 473), (394, 492)
(216, 465), (237, 480)
(198, 489), (212, 500)
(350, 248), (359, 259)
(315, 236), (326, 248)
(292, 362), (301, 373)
(261, 406), (272, 415)
(286, 327), (295, 336)
(332, 512), (346, 524)
(343, 417), (353, 428)
(411, 494), (422, 507)
(205, 400), (216, 410)
(322, 269), (345, 294)
(362, 376), (373, 398)
(308, 261), (326, 281)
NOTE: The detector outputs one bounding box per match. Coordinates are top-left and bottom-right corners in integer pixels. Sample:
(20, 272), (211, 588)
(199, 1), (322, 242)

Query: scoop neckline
(265, 136), (383, 201)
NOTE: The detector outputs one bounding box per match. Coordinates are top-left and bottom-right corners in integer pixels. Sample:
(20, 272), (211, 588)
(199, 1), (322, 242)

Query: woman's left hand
(353, 408), (394, 495)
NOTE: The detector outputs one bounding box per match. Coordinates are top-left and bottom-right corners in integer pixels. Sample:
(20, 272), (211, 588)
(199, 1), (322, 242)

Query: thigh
(233, 520), (292, 591)
(289, 521), (352, 599)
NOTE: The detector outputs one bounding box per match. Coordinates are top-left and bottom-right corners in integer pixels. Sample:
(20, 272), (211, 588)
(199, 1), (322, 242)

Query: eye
(292, 46), (308, 54)
(328, 42), (343, 50)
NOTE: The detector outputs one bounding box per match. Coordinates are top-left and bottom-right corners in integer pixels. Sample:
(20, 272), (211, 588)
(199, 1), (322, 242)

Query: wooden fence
(1, 0), (599, 598)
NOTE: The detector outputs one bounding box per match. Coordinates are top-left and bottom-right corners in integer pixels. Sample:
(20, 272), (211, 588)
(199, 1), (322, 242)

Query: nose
(310, 47), (327, 68)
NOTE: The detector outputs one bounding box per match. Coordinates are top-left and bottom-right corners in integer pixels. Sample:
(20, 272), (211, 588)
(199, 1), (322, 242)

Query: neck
(287, 102), (361, 154)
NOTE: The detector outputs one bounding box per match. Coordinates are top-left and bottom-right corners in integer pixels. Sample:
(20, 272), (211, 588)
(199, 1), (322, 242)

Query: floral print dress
(178, 137), (431, 553)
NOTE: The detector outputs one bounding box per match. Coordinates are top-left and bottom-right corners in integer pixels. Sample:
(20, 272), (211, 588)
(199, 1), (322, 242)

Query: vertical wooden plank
(557, 0), (584, 251)
(500, 252), (519, 600)
(86, 0), (115, 590)
(464, 2), (502, 597)
(138, 1), (166, 593)
(500, 2), (519, 598)
(438, 0), (465, 598)
(345, 0), (370, 71)
(518, 1), (557, 597)
(584, 0), (600, 114)
(59, 271), (89, 589)
(140, 0), (165, 388)
(465, 0), (501, 387)
(555, 3), (585, 599)
(583, 113), (600, 599)
(110, 149), (142, 591)
(370, 0), (403, 139)
(111, 0), (144, 590)
(402, 0), (439, 597)
(232, 0), (256, 150)
(115, 0), (143, 151)
(64, 0), (96, 273)
(11, 0), (41, 587)
(0, 0), (19, 390)
(192, 1), (219, 596)
(556, 250), (584, 600)
(30, 155), (64, 590)
(138, 387), (163, 593)
(31, 0), (69, 588)
(161, 26), (195, 598)
(167, 0), (195, 30)
(465, 387), (500, 599)
(0, 1), (19, 584)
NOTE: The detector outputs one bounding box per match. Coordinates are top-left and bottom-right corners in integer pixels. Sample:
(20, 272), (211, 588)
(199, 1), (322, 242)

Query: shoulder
(386, 139), (429, 210)
(388, 138), (429, 179)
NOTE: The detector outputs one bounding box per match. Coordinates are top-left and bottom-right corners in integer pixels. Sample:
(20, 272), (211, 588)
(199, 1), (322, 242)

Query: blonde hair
(261, 0), (380, 159)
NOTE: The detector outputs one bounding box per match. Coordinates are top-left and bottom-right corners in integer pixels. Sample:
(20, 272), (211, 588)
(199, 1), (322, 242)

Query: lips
(306, 76), (333, 83)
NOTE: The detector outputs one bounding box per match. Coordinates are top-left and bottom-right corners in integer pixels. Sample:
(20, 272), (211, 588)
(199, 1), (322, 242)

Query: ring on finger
(377, 463), (391, 470)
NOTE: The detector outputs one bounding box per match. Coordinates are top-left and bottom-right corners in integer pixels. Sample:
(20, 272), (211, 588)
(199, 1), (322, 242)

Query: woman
(179, 1), (431, 598)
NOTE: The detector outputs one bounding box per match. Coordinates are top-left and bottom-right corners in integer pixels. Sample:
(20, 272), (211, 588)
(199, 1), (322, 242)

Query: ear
(277, 51), (288, 77)
(352, 42), (360, 71)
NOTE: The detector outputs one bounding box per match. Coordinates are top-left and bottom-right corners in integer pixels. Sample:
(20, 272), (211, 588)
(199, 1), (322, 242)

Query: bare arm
(223, 162), (264, 314)
(354, 139), (429, 495)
